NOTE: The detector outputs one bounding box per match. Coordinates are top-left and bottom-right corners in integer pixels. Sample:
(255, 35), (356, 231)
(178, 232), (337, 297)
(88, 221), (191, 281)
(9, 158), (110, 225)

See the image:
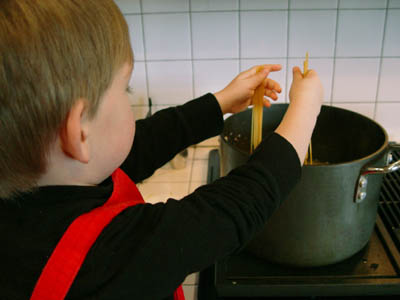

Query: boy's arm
(120, 93), (224, 182)
(120, 64), (283, 182)
(76, 130), (301, 299)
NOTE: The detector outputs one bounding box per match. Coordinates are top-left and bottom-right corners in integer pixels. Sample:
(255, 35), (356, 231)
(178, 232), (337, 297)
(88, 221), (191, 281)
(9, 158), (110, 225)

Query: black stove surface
(198, 149), (400, 299)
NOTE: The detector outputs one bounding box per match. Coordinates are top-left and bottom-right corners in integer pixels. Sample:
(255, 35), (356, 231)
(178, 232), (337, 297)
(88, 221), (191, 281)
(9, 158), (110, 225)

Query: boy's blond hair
(0, 0), (133, 199)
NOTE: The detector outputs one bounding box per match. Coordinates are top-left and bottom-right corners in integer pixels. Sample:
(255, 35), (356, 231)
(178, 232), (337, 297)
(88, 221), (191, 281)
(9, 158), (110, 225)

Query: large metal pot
(220, 104), (400, 267)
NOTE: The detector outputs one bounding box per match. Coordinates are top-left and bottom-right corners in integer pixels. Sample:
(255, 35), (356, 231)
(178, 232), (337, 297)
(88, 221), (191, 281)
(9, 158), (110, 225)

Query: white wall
(116, 0), (400, 140)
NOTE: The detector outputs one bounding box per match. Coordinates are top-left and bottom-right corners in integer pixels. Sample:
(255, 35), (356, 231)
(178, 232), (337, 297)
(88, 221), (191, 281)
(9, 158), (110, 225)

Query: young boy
(0, 1), (323, 300)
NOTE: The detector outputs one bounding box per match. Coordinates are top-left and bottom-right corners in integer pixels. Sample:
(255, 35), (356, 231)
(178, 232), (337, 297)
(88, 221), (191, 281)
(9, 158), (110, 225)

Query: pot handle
(354, 142), (400, 203)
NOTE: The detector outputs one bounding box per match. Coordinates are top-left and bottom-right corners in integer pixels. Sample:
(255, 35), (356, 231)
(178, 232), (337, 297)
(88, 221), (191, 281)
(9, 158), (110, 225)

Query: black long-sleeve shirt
(0, 94), (301, 300)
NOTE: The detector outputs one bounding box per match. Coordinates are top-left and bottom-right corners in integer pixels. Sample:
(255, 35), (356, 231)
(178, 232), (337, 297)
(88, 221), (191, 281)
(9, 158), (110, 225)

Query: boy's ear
(60, 99), (90, 164)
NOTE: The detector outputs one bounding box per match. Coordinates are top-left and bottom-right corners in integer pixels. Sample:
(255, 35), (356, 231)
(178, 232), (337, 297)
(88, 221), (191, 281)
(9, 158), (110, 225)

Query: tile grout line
(373, 0), (389, 120)
(130, 100), (400, 108)
(188, 0), (196, 99)
(284, 4), (290, 103)
(237, 5), (241, 73)
(330, 0), (340, 105)
(123, 8), (394, 16)
(132, 56), (400, 63)
(138, 0), (150, 106)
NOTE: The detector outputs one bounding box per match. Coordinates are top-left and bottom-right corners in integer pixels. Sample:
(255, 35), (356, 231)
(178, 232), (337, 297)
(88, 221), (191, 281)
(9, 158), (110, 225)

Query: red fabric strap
(30, 168), (185, 300)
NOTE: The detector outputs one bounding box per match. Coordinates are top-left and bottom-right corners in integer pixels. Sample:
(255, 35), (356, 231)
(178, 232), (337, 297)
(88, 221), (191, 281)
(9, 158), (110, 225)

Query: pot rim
(220, 104), (389, 167)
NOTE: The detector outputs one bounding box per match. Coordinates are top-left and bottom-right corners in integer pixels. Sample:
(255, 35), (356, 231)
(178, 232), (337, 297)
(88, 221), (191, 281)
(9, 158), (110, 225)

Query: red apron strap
(30, 168), (185, 300)
(30, 168), (143, 300)
(174, 285), (185, 300)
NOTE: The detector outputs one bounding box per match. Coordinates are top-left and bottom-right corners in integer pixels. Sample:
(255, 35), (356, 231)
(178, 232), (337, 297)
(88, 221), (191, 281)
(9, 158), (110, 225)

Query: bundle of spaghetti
(303, 52), (313, 165)
(250, 66), (265, 153)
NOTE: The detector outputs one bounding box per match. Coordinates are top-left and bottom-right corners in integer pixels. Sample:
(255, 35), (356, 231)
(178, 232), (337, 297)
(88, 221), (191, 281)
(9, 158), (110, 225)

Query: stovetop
(198, 149), (400, 299)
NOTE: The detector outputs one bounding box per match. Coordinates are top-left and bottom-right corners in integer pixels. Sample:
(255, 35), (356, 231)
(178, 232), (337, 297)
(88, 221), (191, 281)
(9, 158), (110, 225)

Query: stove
(198, 149), (400, 299)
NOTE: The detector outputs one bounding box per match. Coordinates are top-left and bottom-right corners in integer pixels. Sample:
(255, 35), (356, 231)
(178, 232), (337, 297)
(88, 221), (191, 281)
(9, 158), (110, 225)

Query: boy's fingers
(263, 99), (272, 108)
(241, 64), (282, 78)
(292, 66), (303, 81)
(265, 89), (278, 100)
(305, 69), (318, 78)
(265, 78), (281, 93)
(247, 68), (271, 87)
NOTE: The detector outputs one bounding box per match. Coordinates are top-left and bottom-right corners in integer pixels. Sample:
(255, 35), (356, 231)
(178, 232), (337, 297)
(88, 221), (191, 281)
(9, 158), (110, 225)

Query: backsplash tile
(125, 15), (145, 61)
(339, 0), (387, 9)
(193, 60), (239, 97)
(332, 58), (380, 102)
(122, 0), (400, 140)
(129, 61), (148, 105)
(378, 58), (400, 102)
(389, 0), (400, 8)
(191, 0), (239, 11)
(147, 61), (193, 105)
(290, 0), (338, 9)
(191, 12), (239, 59)
(142, 0), (189, 13)
(375, 103), (400, 137)
(383, 9), (400, 56)
(190, 160), (209, 182)
(336, 10), (385, 57)
(239, 0), (289, 10)
(240, 11), (288, 58)
(289, 10), (336, 57)
(115, 0), (141, 14)
(143, 13), (191, 60)
(333, 103), (375, 119)
(137, 182), (190, 204)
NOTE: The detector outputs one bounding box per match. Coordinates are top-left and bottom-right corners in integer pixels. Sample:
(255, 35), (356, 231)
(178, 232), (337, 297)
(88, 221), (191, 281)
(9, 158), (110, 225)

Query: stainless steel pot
(220, 104), (400, 267)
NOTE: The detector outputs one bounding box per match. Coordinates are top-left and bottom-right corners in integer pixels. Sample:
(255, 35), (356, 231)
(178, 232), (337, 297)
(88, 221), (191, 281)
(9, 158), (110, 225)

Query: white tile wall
(143, 13), (191, 60)
(240, 11), (288, 58)
(191, 12), (239, 59)
(290, 0), (338, 9)
(378, 58), (400, 102)
(289, 10), (336, 57)
(389, 0), (400, 8)
(193, 60), (239, 97)
(339, 0), (387, 9)
(239, 0), (289, 10)
(146, 61), (193, 104)
(383, 9), (400, 56)
(333, 103), (375, 119)
(375, 103), (400, 139)
(125, 15), (145, 61)
(191, 0), (238, 11)
(333, 58), (380, 102)
(115, 0), (141, 13)
(142, 0), (189, 13)
(129, 61), (147, 105)
(117, 2), (400, 298)
(336, 10), (386, 57)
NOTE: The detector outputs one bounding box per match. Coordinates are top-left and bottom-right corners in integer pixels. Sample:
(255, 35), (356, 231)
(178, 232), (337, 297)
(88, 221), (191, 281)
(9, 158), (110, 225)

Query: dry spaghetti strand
(250, 66), (265, 153)
(303, 52), (313, 165)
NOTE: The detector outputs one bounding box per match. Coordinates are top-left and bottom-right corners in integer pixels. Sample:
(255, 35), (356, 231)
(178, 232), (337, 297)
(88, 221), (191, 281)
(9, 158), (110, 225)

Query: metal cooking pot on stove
(220, 104), (400, 267)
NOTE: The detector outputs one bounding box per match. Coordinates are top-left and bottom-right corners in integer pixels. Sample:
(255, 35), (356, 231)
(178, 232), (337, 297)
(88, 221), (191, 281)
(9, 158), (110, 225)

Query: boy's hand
(289, 66), (323, 114)
(214, 64), (282, 114)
